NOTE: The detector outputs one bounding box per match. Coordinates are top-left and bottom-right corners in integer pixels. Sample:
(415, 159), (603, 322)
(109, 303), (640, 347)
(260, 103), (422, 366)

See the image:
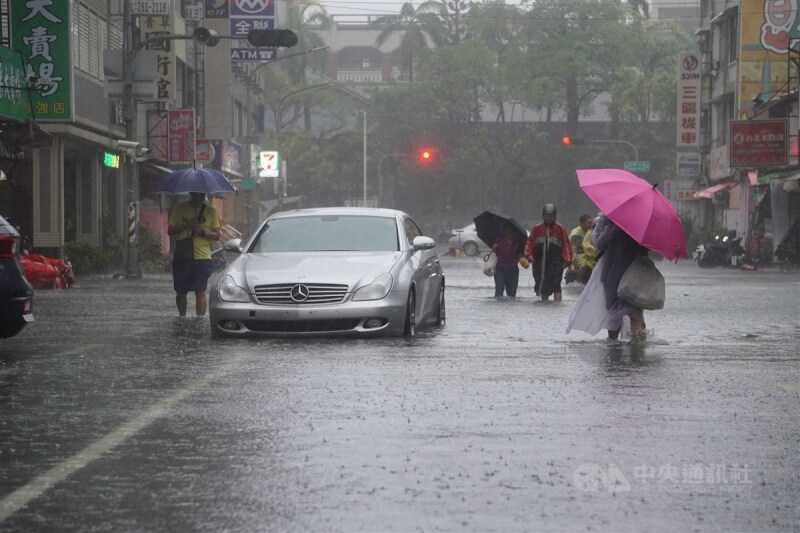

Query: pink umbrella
(576, 168), (688, 260)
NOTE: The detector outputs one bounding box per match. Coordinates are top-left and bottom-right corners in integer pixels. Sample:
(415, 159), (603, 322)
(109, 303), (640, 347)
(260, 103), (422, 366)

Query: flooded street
(0, 256), (798, 532)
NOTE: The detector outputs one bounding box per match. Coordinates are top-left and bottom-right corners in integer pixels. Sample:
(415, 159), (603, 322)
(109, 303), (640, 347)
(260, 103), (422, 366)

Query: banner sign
(739, 0), (797, 117)
(10, 0), (72, 121)
(168, 109), (196, 163)
(730, 119), (787, 168)
(677, 52), (700, 147)
(141, 14), (175, 101)
(0, 47), (31, 121)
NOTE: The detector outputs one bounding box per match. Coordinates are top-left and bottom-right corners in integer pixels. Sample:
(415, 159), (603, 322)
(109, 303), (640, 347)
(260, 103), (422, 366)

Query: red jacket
(524, 222), (573, 266)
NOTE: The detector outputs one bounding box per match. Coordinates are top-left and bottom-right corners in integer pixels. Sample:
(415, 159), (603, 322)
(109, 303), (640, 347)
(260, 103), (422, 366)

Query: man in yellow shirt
(568, 215), (594, 284)
(168, 192), (221, 316)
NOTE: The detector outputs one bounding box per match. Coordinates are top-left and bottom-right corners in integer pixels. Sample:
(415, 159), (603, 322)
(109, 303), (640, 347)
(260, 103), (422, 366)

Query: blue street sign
(231, 47), (276, 61)
(624, 160), (650, 173)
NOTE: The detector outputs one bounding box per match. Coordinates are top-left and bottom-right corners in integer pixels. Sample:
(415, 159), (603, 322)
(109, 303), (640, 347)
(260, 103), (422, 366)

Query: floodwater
(0, 255), (798, 532)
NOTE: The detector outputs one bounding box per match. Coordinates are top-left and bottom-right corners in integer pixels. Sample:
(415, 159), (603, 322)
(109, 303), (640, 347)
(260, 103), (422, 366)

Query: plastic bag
(482, 252), (497, 277)
(617, 256), (665, 310)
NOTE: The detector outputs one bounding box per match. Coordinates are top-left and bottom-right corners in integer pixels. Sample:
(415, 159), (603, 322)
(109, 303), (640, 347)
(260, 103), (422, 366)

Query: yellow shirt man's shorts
(169, 201), (221, 294)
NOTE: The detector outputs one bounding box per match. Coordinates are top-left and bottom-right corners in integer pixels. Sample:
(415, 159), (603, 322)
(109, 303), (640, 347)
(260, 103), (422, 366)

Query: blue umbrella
(153, 167), (238, 195)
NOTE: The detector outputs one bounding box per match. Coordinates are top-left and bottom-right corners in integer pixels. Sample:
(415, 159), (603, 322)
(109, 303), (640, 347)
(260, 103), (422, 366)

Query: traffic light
(561, 135), (584, 146)
(417, 147), (437, 164)
(247, 29), (298, 48)
(193, 27), (220, 47)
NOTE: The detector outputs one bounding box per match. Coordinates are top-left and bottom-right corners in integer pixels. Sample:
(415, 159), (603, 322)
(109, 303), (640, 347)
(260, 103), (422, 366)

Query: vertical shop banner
(168, 109), (196, 163)
(10, 0), (72, 121)
(140, 14), (175, 101)
(0, 47), (31, 121)
(676, 52), (700, 147)
(739, 0), (797, 117)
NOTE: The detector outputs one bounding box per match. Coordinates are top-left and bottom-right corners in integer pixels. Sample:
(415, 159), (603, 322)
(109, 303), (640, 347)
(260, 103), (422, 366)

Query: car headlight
(218, 275), (250, 302)
(352, 273), (393, 301)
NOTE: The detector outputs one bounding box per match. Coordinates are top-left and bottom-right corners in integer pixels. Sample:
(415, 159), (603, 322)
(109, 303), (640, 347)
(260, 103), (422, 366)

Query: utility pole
(122, 0), (141, 279)
(362, 110), (367, 206)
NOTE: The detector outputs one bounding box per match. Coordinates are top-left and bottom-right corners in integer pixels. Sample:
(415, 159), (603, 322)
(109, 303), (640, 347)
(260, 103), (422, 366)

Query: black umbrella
(473, 211), (528, 248)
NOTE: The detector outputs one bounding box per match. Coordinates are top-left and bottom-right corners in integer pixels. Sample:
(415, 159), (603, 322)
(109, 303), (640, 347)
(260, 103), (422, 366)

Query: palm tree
(282, 0), (332, 84)
(279, 1), (333, 130)
(372, 1), (447, 82)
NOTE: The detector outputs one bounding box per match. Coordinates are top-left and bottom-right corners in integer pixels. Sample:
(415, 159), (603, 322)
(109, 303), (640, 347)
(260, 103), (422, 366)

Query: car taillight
(22, 298), (32, 314)
(0, 235), (17, 259)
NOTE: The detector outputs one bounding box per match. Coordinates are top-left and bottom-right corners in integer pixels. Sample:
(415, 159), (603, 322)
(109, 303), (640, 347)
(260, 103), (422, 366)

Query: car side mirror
(412, 236), (436, 252)
(223, 238), (242, 253)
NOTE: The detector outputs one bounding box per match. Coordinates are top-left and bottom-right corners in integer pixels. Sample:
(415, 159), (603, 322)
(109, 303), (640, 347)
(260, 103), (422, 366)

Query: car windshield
(250, 215), (399, 252)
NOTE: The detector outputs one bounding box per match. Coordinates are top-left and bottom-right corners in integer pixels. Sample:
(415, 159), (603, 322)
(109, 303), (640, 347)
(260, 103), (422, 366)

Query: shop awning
(694, 181), (736, 199)
(757, 170), (791, 185)
(783, 171), (800, 192)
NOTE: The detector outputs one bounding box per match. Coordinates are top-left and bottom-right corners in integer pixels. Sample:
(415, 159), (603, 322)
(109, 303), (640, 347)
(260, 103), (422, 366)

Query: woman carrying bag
(566, 215), (663, 343)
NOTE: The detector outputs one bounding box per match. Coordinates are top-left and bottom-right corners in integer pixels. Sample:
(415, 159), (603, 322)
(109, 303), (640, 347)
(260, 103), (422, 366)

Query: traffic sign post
(624, 160), (650, 173)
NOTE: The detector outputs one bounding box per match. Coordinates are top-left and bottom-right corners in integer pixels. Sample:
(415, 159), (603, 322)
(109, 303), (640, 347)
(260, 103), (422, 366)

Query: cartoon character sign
(761, 0), (797, 53)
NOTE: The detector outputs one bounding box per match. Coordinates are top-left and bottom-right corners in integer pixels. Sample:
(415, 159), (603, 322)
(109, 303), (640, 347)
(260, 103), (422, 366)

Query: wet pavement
(0, 255), (798, 532)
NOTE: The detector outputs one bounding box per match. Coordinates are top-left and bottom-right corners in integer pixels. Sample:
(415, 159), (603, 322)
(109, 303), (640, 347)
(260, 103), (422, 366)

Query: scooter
(694, 233), (747, 268)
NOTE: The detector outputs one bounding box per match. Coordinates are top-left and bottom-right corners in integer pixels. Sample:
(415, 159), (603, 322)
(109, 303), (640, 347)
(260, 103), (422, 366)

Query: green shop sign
(11, 0), (72, 121)
(0, 47), (31, 121)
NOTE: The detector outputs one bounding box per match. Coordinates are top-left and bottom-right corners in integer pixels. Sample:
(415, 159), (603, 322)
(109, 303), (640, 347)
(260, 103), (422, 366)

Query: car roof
(268, 207), (405, 220)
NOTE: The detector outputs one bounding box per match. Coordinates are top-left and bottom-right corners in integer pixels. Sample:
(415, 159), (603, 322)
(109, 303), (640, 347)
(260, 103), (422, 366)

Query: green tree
(517, 0), (632, 135)
(371, 1), (448, 82)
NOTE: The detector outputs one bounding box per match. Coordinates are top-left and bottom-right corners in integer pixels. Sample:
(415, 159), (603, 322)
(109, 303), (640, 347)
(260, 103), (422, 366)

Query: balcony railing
(336, 69), (382, 83)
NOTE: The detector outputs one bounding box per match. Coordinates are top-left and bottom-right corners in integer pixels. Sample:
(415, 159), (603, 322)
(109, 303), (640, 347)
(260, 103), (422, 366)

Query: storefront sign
(740, 0), (797, 117)
(10, 0), (72, 120)
(210, 139), (243, 176)
(103, 151), (121, 168)
(205, 0), (229, 18)
(168, 109), (196, 163)
(676, 52), (700, 147)
(730, 119), (787, 168)
(140, 14), (175, 101)
(677, 152), (700, 176)
(195, 139), (214, 162)
(676, 190), (700, 200)
(229, 0), (274, 37)
(0, 47), (30, 121)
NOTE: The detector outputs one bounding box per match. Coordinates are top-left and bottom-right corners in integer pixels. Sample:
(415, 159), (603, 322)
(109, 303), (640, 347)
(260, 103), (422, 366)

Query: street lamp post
(586, 139), (639, 161)
(362, 110), (367, 206)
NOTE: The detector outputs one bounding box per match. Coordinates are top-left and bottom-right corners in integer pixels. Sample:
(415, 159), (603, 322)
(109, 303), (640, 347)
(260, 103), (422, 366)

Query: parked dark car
(0, 215), (34, 338)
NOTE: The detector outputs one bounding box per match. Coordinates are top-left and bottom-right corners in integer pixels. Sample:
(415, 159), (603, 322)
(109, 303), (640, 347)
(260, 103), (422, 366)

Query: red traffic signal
(561, 135), (583, 146)
(417, 147), (437, 164)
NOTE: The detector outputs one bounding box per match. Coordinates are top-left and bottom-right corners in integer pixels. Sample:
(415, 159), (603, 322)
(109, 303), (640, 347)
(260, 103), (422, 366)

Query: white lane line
(0, 355), (244, 522)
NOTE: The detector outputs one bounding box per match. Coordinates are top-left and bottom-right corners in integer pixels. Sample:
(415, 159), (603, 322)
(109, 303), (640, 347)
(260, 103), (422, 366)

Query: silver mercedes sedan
(209, 207), (445, 337)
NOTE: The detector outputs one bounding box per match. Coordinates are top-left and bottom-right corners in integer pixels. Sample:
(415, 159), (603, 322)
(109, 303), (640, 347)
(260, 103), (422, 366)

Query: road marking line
(52, 344), (104, 357)
(0, 355), (245, 522)
(776, 383), (800, 397)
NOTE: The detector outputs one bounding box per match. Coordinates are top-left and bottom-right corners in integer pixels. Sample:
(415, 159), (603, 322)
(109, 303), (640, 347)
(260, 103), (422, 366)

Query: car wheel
(403, 291), (416, 337)
(463, 241), (479, 256)
(435, 283), (446, 327)
(0, 319), (27, 339)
